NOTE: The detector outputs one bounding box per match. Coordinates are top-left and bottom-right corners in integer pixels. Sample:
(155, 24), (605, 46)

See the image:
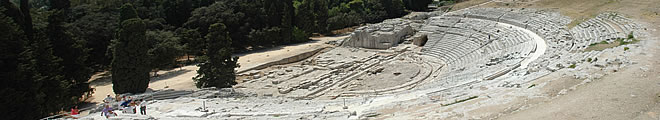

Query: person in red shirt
(70, 106), (80, 119)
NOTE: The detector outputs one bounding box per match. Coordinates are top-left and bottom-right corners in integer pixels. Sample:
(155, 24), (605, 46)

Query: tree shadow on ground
(149, 69), (193, 83)
(232, 39), (326, 57)
(89, 72), (113, 86)
(89, 68), (194, 87)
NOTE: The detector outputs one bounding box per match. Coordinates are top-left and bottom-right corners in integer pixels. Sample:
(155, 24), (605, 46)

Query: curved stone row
(419, 14), (539, 89)
(416, 8), (571, 91)
(417, 8), (644, 94)
(570, 12), (643, 50)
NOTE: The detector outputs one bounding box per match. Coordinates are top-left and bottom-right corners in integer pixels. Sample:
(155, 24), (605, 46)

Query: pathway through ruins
(502, 23), (547, 68)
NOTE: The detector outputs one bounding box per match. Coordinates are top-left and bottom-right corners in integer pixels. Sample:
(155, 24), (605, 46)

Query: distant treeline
(0, 0), (431, 119)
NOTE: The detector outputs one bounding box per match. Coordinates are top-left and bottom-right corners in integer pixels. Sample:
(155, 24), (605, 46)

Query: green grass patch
(585, 32), (639, 51)
(568, 64), (576, 68)
(587, 58), (593, 62)
(624, 47), (629, 51)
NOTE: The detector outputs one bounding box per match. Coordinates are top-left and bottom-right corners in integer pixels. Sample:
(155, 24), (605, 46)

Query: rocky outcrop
(343, 18), (415, 49)
(412, 32), (430, 46)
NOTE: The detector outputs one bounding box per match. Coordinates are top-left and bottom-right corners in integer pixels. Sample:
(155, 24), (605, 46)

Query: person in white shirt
(139, 99), (147, 115)
(103, 94), (113, 103)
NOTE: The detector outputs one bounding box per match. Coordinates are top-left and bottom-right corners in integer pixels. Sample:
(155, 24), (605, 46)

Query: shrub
(528, 84), (536, 89)
(624, 47), (629, 51)
(600, 41), (608, 44)
(627, 31), (635, 39)
(568, 64), (576, 68)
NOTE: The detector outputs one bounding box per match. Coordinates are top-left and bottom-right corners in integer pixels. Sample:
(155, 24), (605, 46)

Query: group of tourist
(99, 94), (148, 118)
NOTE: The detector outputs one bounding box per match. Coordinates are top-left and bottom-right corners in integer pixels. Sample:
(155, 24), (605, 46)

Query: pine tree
(111, 3), (151, 94)
(193, 23), (238, 88)
(22, 30), (68, 119)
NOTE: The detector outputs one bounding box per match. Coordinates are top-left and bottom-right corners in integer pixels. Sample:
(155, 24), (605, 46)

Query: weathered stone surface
(343, 18), (415, 49)
(412, 32), (429, 46)
(403, 12), (430, 20)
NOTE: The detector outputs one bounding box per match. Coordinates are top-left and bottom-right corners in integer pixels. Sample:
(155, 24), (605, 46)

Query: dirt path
(234, 36), (346, 73)
(498, 22), (547, 69)
(87, 36), (347, 103)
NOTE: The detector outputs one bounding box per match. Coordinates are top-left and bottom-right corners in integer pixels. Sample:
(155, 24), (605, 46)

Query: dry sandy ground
(233, 36), (344, 73)
(86, 36), (347, 104)
(478, 0), (660, 119)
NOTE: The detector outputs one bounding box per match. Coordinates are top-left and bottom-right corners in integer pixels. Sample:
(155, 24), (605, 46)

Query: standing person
(103, 94), (113, 103)
(70, 106), (80, 119)
(139, 99), (147, 115)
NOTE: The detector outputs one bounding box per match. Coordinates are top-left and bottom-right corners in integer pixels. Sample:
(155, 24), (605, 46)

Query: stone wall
(237, 47), (328, 74)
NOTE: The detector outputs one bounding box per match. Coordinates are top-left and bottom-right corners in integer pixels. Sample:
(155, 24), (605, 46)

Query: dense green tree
(23, 30), (69, 120)
(20, 30), (67, 120)
(19, 0), (33, 39)
(1, 0), (24, 26)
(147, 30), (184, 76)
(175, 28), (204, 58)
(184, 1), (243, 37)
(249, 27), (281, 47)
(111, 3), (151, 94)
(193, 23), (238, 88)
(2, 1), (93, 118)
(0, 7), (36, 120)
(47, 0), (93, 102)
(314, 0), (329, 33)
(69, 4), (118, 69)
(295, 0), (328, 34)
(162, 0), (193, 27)
(280, 0), (294, 44)
(119, 3), (139, 21)
(292, 26), (309, 42)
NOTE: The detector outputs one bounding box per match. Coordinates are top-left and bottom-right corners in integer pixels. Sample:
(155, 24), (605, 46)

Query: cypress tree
(0, 7), (38, 120)
(111, 3), (150, 94)
(47, 0), (93, 104)
(193, 23), (239, 88)
(280, 0), (294, 44)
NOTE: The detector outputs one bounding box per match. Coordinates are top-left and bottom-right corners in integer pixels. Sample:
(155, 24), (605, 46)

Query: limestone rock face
(403, 12), (430, 20)
(343, 18), (415, 49)
(412, 32), (430, 46)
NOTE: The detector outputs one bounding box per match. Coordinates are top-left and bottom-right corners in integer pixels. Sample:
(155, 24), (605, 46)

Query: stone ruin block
(343, 18), (415, 49)
(412, 32), (430, 47)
